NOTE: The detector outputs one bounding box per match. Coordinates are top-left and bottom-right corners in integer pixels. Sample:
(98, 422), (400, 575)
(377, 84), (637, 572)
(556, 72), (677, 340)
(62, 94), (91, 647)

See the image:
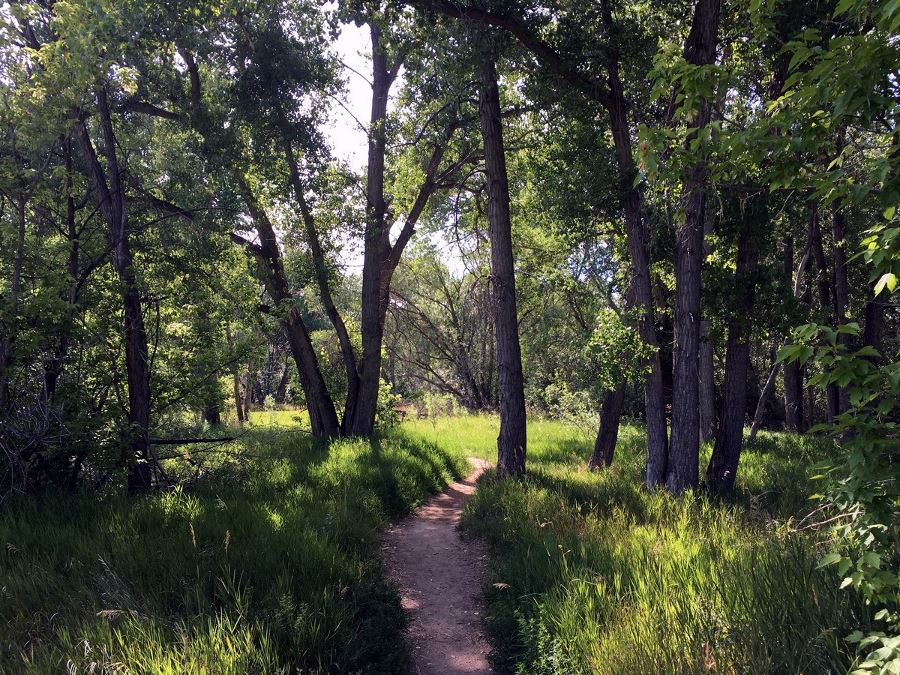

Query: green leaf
(817, 552), (842, 568)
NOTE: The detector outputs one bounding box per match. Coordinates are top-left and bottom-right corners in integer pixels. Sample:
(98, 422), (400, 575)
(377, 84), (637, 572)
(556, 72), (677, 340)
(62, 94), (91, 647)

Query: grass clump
(0, 423), (468, 674)
(406, 415), (873, 674)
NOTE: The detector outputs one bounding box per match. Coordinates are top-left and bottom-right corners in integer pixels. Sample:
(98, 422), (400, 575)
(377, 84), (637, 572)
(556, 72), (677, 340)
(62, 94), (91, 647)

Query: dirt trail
(382, 457), (493, 675)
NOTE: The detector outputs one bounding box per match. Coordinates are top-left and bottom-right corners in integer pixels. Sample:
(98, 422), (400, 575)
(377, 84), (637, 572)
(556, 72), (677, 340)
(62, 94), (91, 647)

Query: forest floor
(0, 414), (873, 674)
(406, 416), (872, 674)
(382, 457), (492, 675)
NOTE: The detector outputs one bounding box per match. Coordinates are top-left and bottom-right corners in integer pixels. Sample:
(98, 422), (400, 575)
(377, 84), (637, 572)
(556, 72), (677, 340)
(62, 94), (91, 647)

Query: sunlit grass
(407, 415), (871, 674)
(0, 418), (468, 674)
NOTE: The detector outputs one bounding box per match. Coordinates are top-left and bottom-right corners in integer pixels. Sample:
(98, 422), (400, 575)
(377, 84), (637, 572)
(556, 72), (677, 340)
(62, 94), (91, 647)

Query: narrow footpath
(381, 458), (493, 675)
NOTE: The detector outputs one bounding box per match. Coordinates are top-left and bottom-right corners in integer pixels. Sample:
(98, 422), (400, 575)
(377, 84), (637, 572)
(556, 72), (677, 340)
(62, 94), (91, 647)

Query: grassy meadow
(407, 416), (873, 674)
(0, 421), (467, 674)
(0, 413), (870, 673)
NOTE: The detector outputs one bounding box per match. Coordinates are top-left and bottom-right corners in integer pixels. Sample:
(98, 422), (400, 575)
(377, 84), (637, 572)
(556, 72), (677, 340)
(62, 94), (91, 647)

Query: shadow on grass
(0, 424), (471, 674)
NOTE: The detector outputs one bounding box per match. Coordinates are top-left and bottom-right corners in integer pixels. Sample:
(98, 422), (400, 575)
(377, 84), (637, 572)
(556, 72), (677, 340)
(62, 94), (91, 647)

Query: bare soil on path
(381, 457), (493, 675)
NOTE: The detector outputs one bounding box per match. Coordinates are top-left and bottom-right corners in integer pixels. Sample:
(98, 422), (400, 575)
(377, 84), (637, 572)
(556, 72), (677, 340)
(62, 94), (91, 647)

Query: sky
(323, 22), (466, 275)
(325, 23), (373, 171)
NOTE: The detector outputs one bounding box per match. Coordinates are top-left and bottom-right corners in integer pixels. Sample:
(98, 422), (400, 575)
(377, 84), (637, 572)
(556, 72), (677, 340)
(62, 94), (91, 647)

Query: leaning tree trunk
(236, 177), (340, 437)
(706, 201), (760, 497)
(75, 92), (153, 490)
(479, 53), (527, 478)
(667, 0), (720, 494)
(589, 385), (626, 469)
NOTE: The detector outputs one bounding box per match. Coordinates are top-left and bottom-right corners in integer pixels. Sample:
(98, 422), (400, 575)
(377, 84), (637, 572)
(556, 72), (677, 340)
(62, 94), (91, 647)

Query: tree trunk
(667, 0), (720, 494)
(0, 197), (26, 412)
(699, 320), (716, 443)
(604, 48), (669, 488)
(830, 196), (850, 414)
(782, 236), (804, 431)
(706, 203), (759, 497)
(225, 325), (245, 426)
(242, 365), (254, 421)
(275, 363), (290, 404)
(749, 347), (779, 441)
(589, 385), (626, 469)
(44, 140), (79, 401)
(74, 93), (153, 490)
(236, 177), (340, 437)
(862, 297), (884, 350)
(479, 53), (527, 478)
(282, 136), (361, 429)
(809, 203), (840, 419)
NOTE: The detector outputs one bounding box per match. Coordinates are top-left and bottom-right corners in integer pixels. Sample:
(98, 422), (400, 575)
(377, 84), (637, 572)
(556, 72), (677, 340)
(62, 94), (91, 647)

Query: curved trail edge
(381, 457), (493, 675)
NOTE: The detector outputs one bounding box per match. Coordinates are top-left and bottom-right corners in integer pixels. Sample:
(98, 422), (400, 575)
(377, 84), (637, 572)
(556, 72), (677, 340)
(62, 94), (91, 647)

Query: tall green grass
(0, 425), (468, 674)
(406, 415), (873, 674)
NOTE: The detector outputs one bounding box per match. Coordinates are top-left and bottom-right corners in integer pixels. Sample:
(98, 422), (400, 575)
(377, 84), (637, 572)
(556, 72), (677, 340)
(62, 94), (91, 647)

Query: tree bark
(424, 0), (669, 485)
(343, 25), (454, 435)
(589, 385), (626, 469)
(479, 53), (527, 478)
(346, 24), (394, 436)
(242, 365), (254, 421)
(830, 196), (850, 414)
(44, 140), (79, 401)
(782, 235), (805, 431)
(667, 0), (720, 494)
(282, 135), (361, 430)
(275, 363), (290, 404)
(809, 203), (840, 419)
(749, 346), (779, 441)
(706, 202), (760, 497)
(699, 320), (716, 443)
(235, 177), (340, 437)
(74, 93), (153, 490)
(600, 6), (669, 486)
(0, 196), (25, 412)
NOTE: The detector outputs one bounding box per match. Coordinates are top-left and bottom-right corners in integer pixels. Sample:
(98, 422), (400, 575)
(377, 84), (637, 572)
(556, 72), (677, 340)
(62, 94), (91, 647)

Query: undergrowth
(0, 424), (467, 674)
(406, 415), (874, 674)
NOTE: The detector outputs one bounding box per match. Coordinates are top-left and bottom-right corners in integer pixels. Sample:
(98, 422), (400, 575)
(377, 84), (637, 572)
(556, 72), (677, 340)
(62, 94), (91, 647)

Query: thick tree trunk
(479, 54), (527, 478)
(667, 0), (720, 494)
(706, 204), (759, 497)
(346, 25), (398, 436)
(699, 321), (716, 443)
(589, 385), (626, 469)
(225, 325), (245, 426)
(75, 93), (153, 490)
(863, 297), (884, 350)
